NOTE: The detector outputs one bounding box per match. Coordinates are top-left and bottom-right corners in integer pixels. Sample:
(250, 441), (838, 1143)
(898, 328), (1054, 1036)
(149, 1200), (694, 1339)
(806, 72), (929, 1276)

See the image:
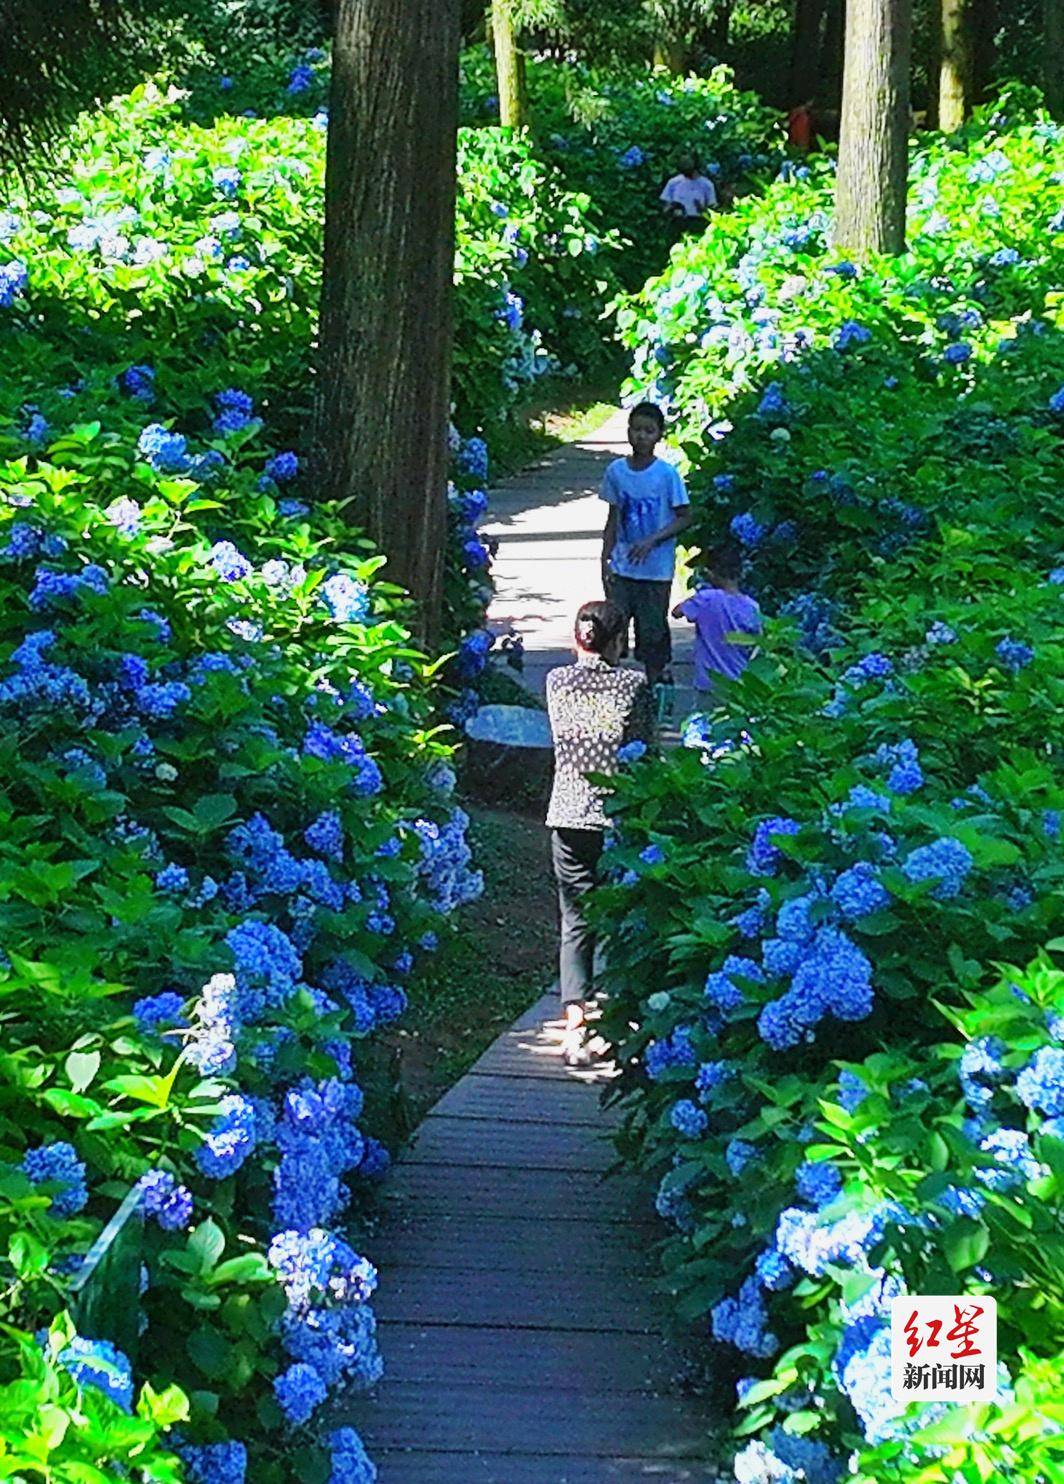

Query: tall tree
(938, 0), (972, 128)
(491, 0), (529, 127)
(834, 0), (913, 255)
(790, 0), (826, 106)
(1046, 0), (1064, 114)
(971, 0), (997, 104)
(316, 0), (460, 639)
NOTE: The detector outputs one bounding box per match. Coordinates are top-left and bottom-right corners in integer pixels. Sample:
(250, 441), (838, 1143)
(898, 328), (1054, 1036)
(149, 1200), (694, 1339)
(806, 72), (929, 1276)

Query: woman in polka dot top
(545, 599), (654, 1064)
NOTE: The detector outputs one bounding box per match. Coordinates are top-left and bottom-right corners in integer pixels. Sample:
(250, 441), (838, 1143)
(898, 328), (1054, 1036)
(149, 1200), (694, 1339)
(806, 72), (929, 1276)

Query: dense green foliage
(461, 49), (782, 285)
(596, 97), (1064, 1481)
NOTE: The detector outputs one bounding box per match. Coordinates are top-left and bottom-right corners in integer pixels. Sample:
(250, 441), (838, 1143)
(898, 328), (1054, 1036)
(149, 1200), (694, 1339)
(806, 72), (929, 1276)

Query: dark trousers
(551, 828), (604, 1006)
(608, 574), (673, 684)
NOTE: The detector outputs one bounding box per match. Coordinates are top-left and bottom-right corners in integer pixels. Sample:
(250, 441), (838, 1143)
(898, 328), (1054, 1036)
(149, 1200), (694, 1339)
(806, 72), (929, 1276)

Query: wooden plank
(380, 1164), (650, 1223)
(374, 1321), (679, 1393)
(372, 1267), (662, 1331)
(430, 1073), (620, 1126)
(366, 1212), (651, 1276)
(358, 1451), (724, 1484)
(510, 992), (559, 1032)
(344, 1383), (717, 1460)
(470, 1038), (618, 1083)
(403, 1116), (618, 1173)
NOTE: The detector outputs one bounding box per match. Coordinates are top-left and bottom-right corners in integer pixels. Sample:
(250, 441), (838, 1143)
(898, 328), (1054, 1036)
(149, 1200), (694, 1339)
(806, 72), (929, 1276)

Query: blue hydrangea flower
(322, 574), (370, 624)
(178, 1441), (247, 1484)
(617, 739), (646, 764)
(747, 817), (800, 876)
(208, 540), (252, 581)
(618, 145), (646, 168)
(1016, 1047), (1064, 1118)
(995, 636), (1034, 673)
(754, 1246), (795, 1292)
(305, 811), (344, 860)
(694, 1060), (732, 1100)
(731, 511), (766, 547)
(670, 1099), (708, 1139)
(0, 259), (29, 307)
(196, 1094), (259, 1180)
(274, 1361), (327, 1425)
(137, 1168), (193, 1230)
(134, 990), (186, 1031)
(327, 1427), (378, 1483)
(959, 1035), (1007, 1111)
(265, 451), (299, 483)
(726, 1138), (759, 1176)
(835, 320), (871, 349)
(902, 837), (973, 899)
(831, 862), (890, 921)
(22, 1141), (88, 1216)
(926, 621), (957, 645)
(137, 423), (189, 473)
(57, 1337), (134, 1411)
(795, 1160), (842, 1208)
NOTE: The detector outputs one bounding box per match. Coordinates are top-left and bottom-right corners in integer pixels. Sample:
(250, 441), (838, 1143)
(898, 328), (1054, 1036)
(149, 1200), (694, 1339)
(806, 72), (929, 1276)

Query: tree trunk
(707, 0), (733, 54)
(654, 37), (690, 72)
(834, 0), (913, 256)
(820, 0), (847, 107)
(939, 0), (972, 129)
(925, 0), (941, 125)
(971, 0), (996, 104)
(790, 0), (826, 105)
(316, 0), (459, 641)
(491, 0), (528, 127)
(1045, 0), (1064, 115)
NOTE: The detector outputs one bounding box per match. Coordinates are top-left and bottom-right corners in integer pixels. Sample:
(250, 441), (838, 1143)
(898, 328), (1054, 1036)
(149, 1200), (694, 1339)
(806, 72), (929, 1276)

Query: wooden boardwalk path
(340, 992), (722, 1482)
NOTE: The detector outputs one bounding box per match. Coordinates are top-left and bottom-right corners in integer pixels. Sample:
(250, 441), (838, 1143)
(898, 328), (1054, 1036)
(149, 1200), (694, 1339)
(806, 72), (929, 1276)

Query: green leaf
(192, 794), (238, 829)
(209, 1253), (271, 1287)
(943, 1218), (989, 1273)
(65, 1050), (101, 1094)
(136, 1382), (190, 1427)
(188, 1219), (226, 1275)
(9, 1232), (49, 1279)
(186, 1325), (232, 1381)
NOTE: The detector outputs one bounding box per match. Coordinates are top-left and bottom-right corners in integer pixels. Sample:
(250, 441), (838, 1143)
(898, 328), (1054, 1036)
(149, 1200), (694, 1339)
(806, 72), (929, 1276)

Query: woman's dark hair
(706, 539), (743, 581)
(574, 599), (626, 654)
(627, 400), (665, 434)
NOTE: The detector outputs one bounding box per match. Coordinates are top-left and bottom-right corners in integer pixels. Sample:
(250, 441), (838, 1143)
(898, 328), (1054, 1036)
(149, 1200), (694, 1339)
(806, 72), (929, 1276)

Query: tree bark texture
(1045, 0), (1064, 115)
(835, 0), (912, 256)
(316, 0), (459, 641)
(925, 0), (941, 125)
(490, 0), (529, 127)
(820, 0), (847, 106)
(790, 0), (826, 104)
(971, 0), (997, 104)
(939, 0), (972, 129)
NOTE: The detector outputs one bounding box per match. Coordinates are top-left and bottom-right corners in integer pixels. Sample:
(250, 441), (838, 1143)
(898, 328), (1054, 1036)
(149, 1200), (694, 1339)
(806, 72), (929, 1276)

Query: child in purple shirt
(672, 541), (761, 693)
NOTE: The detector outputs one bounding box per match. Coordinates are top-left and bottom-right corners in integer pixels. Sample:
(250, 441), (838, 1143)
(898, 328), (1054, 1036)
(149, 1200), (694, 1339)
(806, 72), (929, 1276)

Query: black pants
(551, 828), (604, 1006)
(608, 575), (673, 684)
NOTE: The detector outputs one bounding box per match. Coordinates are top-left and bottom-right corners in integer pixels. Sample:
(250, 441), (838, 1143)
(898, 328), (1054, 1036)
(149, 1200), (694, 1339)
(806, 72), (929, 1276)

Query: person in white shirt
(659, 155), (718, 229)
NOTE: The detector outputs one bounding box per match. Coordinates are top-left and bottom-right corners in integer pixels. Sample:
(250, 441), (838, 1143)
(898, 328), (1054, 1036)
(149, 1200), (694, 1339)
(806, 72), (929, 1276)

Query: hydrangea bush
(0, 73), (501, 1484)
(459, 50), (783, 287)
(593, 94), (1064, 1481)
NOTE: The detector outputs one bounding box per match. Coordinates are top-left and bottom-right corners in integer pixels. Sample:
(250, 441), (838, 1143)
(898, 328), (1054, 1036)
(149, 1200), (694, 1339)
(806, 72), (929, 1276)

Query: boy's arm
(601, 505), (618, 584)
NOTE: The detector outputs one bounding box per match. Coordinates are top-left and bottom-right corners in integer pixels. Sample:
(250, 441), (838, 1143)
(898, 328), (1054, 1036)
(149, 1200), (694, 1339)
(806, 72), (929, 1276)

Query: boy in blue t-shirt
(600, 402), (691, 687)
